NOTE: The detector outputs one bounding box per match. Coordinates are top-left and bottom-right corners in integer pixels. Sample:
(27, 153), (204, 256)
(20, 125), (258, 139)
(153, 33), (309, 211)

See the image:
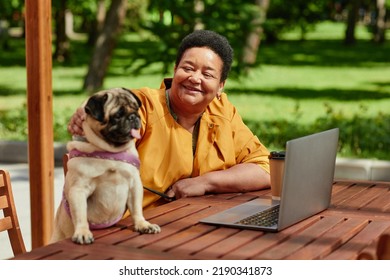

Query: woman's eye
(204, 72), (215, 79)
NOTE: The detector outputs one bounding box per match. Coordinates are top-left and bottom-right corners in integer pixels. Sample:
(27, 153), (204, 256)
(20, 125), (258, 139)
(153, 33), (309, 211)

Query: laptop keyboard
(235, 205), (280, 227)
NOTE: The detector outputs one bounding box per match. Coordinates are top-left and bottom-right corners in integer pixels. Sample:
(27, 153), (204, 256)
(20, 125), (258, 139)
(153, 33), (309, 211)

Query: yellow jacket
(131, 79), (270, 208)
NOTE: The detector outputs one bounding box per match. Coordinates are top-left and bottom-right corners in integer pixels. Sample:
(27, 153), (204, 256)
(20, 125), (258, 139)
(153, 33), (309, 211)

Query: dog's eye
(114, 108), (125, 119)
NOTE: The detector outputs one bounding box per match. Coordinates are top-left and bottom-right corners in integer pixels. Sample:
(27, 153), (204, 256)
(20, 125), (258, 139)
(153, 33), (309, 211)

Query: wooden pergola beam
(25, 0), (54, 248)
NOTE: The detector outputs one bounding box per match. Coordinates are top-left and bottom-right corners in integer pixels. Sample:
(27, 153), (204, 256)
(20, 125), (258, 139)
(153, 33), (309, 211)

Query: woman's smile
(182, 84), (203, 94)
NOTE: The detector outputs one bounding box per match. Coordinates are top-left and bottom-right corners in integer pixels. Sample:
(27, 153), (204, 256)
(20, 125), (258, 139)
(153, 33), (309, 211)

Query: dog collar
(69, 149), (140, 169)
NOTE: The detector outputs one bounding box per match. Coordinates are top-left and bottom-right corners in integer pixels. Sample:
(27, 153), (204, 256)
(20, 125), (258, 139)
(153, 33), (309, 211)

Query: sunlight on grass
(226, 63), (390, 124)
(281, 21), (373, 40)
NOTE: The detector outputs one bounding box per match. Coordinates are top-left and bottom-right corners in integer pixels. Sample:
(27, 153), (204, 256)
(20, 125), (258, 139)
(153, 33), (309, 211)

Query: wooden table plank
(331, 181), (355, 194)
(152, 223), (216, 251)
(120, 204), (225, 249)
(96, 204), (209, 247)
(115, 199), (192, 228)
(220, 214), (321, 260)
(361, 189), (390, 212)
(95, 228), (139, 245)
(254, 216), (344, 259)
(142, 208), (234, 253)
(337, 186), (389, 211)
(12, 245), (64, 260)
(27, 239), (184, 260)
(324, 220), (390, 259)
(285, 217), (370, 259)
(42, 250), (89, 260)
(95, 199), (243, 248)
(193, 229), (264, 259)
(331, 182), (373, 207)
(169, 227), (240, 257)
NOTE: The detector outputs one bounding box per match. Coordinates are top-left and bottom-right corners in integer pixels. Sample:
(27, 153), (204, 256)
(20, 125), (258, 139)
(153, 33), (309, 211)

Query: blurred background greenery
(0, 0), (389, 159)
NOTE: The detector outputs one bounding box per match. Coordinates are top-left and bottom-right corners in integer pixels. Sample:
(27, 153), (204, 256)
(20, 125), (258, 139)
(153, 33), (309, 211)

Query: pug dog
(51, 88), (160, 244)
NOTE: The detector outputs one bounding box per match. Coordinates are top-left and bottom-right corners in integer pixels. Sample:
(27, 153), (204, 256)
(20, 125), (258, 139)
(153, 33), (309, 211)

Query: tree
(83, 0), (128, 92)
(53, 0), (70, 62)
(242, 0), (270, 71)
(373, 0), (387, 43)
(344, 0), (361, 45)
(0, 0), (25, 47)
(264, 0), (329, 42)
(52, 0), (107, 63)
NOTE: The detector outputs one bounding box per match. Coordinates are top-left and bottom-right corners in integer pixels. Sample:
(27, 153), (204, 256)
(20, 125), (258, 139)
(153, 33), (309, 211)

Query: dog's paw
(134, 221), (161, 234)
(72, 228), (95, 244)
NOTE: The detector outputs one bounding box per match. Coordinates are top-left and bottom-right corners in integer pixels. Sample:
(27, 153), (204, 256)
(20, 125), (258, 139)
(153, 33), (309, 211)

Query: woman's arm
(167, 163), (270, 199)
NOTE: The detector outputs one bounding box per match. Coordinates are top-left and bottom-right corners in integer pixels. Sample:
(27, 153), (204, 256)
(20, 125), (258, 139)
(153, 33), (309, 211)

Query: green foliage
(135, 0), (263, 77)
(0, 104), (28, 139)
(265, 0), (330, 41)
(245, 105), (390, 160)
(0, 1), (24, 23)
(313, 105), (390, 159)
(0, 105), (72, 142)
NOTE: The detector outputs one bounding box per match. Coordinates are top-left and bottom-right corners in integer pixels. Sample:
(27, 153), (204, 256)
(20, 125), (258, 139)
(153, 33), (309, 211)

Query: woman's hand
(166, 177), (210, 199)
(67, 107), (86, 136)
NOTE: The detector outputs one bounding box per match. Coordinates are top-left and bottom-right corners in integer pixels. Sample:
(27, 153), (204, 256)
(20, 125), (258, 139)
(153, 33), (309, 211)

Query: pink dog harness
(69, 149), (140, 169)
(63, 149), (140, 230)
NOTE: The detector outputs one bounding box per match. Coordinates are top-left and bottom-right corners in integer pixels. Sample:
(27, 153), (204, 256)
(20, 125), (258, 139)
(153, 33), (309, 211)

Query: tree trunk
(87, 0), (106, 46)
(242, 0), (269, 69)
(83, 0), (128, 92)
(53, 0), (69, 62)
(344, 0), (360, 45)
(373, 0), (386, 43)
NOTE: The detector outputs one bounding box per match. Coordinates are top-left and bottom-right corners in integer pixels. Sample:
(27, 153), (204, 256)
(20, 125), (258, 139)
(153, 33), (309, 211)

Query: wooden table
(12, 180), (390, 260)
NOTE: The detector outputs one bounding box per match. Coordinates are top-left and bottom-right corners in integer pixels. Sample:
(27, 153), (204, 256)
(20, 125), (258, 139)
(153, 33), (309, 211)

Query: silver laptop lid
(277, 128), (339, 230)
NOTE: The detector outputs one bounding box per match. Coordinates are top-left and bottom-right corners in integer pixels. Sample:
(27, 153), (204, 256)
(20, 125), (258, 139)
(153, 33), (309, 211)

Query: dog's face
(84, 88), (142, 147)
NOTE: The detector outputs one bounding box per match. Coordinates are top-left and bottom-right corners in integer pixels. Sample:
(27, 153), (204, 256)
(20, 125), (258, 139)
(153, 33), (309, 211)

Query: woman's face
(170, 47), (225, 115)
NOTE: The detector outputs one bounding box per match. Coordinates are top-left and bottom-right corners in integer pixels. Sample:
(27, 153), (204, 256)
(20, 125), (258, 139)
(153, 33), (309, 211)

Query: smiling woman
(67, 30), (271, 209)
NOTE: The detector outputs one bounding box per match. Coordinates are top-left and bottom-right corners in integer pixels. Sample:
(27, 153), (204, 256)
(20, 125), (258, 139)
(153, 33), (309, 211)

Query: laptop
(200, 128), (339, 232)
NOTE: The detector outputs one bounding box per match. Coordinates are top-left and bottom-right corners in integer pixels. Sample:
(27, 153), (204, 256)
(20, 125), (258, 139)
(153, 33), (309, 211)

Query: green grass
(281, 20), (373, 40)
(226, 64), (390, 124)
(1, 21), (390, 159)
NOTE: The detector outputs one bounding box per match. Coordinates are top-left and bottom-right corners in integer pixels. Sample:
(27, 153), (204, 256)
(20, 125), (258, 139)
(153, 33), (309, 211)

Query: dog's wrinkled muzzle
(103, 113), (141, 145)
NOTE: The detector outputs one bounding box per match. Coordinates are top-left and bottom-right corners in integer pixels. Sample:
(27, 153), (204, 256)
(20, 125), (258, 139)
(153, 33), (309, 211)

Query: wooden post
(25, 0), (54, 248)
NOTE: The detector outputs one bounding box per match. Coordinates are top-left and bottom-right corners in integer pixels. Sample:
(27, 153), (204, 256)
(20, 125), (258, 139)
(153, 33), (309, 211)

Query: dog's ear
(122, 87), (142, 108)
(85, 93), (108, 123)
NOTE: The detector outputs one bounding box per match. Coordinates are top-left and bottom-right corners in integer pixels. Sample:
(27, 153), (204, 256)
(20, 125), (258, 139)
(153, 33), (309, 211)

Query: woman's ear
(217, 81), (225, 100)
(217, 89), (222, 100)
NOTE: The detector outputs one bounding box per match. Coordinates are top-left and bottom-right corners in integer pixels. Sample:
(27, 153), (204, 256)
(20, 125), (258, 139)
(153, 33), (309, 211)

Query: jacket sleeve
(228, 98), (270, 174)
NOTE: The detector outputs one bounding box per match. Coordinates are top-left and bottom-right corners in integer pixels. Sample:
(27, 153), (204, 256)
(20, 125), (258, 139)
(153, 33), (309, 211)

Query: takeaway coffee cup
(269, 151), (286, 200)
